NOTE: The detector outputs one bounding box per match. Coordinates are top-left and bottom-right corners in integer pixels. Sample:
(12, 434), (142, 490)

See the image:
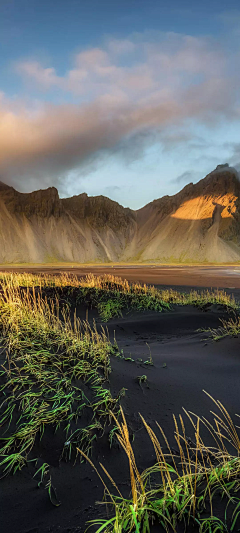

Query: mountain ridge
(0, 165), (240, 263)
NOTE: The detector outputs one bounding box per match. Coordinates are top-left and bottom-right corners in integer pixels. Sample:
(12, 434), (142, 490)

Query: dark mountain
(0, 165), (239, 263)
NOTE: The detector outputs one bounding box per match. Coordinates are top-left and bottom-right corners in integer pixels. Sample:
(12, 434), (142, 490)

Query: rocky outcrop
(0, 165), (240, 263)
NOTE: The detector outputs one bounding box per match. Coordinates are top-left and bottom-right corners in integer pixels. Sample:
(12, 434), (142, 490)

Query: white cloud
(15, 32), (227, 99)
(0, 30), (238, 193)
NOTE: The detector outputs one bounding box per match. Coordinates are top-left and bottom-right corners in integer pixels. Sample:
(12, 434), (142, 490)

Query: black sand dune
(1, 300), (240, 533)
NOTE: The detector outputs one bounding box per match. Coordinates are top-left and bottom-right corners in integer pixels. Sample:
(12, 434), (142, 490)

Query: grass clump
(80, 393), (240, 533)
(0, 272), (237, 322)
(204, 314), (240, 341)
(75, 275), (171, 320)
(0, 278), (121, 480)
(58, 275), (239, 320)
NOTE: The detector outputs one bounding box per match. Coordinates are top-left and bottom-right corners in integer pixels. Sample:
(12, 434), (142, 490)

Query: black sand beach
(1, 267), (240, 532)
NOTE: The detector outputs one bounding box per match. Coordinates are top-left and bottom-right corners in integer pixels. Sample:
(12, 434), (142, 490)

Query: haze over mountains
(0, 164), (240, 264)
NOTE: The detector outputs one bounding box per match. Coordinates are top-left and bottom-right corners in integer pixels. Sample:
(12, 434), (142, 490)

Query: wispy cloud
(171, 171), (193, 184)
(15, 33), (227, 98)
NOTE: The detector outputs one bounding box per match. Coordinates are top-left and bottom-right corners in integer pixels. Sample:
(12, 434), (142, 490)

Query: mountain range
(0, 164), (240, 263)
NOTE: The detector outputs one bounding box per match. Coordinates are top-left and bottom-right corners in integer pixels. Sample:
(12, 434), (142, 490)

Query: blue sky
(0, 0), (240, 208)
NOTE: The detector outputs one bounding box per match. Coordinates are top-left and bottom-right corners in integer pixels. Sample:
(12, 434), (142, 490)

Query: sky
(0, 0), (240, 209)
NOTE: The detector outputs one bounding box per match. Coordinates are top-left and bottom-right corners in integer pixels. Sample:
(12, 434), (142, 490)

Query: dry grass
(80, 394), (240, 532)
(204, 314), (240, 341)
(0, 273), (237, 322)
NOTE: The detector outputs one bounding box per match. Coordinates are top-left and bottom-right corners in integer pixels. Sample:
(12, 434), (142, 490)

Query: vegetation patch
(0, 278), (122, 489)
(0, 272), (237, 322)
(203, 314), (240, 340)
(81, 395), (240, 533)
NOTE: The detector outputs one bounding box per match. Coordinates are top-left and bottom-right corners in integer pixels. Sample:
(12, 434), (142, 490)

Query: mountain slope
(0, 165), (240, 263)
(131, 167), (240, 262)
(0, 185), (136, 263)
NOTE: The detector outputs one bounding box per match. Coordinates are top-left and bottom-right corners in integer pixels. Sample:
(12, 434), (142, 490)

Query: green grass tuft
(81, 395), (240, 532)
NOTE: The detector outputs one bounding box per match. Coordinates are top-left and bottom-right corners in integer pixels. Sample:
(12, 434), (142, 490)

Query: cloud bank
(0, 31), (240, 194)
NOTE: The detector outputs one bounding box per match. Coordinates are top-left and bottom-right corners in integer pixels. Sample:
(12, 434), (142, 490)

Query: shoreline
(0, 264), (240, 290)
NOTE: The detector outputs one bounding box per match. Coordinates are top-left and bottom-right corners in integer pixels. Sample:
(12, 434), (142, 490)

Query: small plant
(33, 462), (60, 506)
(45, 476), (61, 507)
(197, 516), (228, 532)
(143, 343), (153, 366)
(98, 299), (123, 322)
(136, 374), (147, 383)
(109, 425), (119, 449)
(33, 462), (50, 487)
(136, 374), (148, 391)
(0, 453), (26, 477)
(204, 314), (240, 340)
(62, 423), (102, 462)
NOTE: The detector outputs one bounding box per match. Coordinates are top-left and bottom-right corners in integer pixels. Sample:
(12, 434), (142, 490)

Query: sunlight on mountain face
(171, 195), (237, 220)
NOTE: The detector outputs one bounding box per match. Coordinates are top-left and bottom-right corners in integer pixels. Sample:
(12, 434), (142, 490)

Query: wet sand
(1, 264), (240, 289)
